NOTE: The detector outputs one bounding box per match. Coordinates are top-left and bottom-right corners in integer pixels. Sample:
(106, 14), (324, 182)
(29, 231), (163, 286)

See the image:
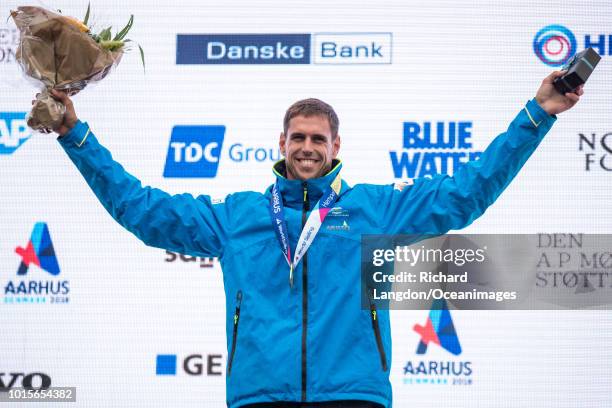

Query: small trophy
(553, 47), (601, 94)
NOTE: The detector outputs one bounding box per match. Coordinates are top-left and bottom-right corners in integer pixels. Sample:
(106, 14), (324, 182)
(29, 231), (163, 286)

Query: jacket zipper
(301, 182), (309, 401)
(368, 291), (388, 371)
(227, 290), (242, 376)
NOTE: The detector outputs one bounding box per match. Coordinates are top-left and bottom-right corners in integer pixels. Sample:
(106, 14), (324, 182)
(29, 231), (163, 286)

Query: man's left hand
(535, 70), (584, 116)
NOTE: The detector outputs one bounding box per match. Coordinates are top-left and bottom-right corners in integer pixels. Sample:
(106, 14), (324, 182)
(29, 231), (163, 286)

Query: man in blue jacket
(49, 70), (582, 408)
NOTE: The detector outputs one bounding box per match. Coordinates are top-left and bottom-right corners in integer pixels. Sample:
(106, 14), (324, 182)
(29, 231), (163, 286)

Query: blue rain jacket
(59, 99), (554, 407)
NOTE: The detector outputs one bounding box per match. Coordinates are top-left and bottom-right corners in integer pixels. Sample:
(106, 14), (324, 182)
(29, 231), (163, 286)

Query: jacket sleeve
(379, 98), (556, 234)
(58, 120), (229, 258)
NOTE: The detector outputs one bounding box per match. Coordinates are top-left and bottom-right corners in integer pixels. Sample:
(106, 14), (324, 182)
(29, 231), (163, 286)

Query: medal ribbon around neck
(269, 173), (342, 288)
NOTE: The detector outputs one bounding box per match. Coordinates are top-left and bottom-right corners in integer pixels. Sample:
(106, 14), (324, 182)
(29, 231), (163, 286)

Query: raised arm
(378, 71), (584, 234)
(50, 90), (230, 258)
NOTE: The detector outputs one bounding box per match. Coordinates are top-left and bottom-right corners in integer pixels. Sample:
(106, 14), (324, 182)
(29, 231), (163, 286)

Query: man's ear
(332, 134), (341, 158)
(279, 132), (287, 156)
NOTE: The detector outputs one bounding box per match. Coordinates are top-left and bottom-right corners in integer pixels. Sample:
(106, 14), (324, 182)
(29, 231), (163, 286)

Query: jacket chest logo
(325, 206), (350, 231)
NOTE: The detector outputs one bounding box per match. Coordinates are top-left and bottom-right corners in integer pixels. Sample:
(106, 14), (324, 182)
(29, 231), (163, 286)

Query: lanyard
(269, 173), (342, 288)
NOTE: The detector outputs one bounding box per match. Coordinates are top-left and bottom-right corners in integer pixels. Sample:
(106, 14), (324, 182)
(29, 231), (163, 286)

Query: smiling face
(279, 114), (341, 181)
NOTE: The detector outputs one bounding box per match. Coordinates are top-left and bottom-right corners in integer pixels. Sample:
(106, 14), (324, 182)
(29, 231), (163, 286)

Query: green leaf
(138, 43), (146, 74)
(113, 14), (133, 41)
(83, 2), (90, 26)
(99, 26), (112, 41)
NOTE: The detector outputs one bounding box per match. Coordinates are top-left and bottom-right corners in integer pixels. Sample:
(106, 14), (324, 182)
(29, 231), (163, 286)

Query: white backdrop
(1, 0), (611, 406)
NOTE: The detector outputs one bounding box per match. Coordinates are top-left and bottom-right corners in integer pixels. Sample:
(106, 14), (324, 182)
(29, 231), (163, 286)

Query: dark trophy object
(553, 47), (601, 94)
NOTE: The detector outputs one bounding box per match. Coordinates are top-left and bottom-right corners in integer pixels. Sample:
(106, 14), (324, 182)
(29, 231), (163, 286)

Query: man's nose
(302, 137), (313, 154)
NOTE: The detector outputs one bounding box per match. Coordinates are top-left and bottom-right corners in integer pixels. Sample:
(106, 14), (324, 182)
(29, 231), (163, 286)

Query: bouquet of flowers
(10, 5), (143, 132)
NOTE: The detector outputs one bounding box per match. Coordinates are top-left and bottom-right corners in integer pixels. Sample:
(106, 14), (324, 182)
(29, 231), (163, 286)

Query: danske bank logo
(176, 33), (392, 65)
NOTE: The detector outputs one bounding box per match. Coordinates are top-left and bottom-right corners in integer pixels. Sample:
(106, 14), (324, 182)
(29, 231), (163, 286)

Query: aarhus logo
(0, 112), (32, 155)
(4, 223), (69, 304)
(15, 222), (60, 276)
(533, 25), (577, 67)
(389, 121), (482, 179)
(164, 126), (225, 178)
(176, 33), (392, 65)
(413, 299), (461, 355)
(403, 299), (472, 386)
(164, 125), (281, 178)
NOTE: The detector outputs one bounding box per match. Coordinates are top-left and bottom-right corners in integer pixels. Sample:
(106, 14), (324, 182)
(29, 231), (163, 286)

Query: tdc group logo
(176, 33), (392, 65)
(0, 112), (32, 155)
(163, 125), (281, 178)
(403, 299), (472, 386)
(163, 126), (225, 178)
(3, 223), (70, 304)
(534, 24), (611, 66)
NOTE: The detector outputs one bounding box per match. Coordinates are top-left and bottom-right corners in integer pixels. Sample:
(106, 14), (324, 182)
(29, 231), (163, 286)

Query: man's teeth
(298, 159), (318, 166)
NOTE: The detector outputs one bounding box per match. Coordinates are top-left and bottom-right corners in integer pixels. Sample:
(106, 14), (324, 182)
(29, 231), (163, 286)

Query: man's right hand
(535, 71), (584, 116)
(48, 89), (78, 136)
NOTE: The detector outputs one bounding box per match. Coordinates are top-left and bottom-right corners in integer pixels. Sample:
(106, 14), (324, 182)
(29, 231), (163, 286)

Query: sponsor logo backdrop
(1, 0), (611, 406)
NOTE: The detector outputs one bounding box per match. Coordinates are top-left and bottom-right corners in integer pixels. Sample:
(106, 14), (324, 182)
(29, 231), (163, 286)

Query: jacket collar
(269, 159), (348, 208)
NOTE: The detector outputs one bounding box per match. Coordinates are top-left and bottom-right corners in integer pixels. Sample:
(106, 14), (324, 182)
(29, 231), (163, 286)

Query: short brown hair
(283, 98), (339, 139)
